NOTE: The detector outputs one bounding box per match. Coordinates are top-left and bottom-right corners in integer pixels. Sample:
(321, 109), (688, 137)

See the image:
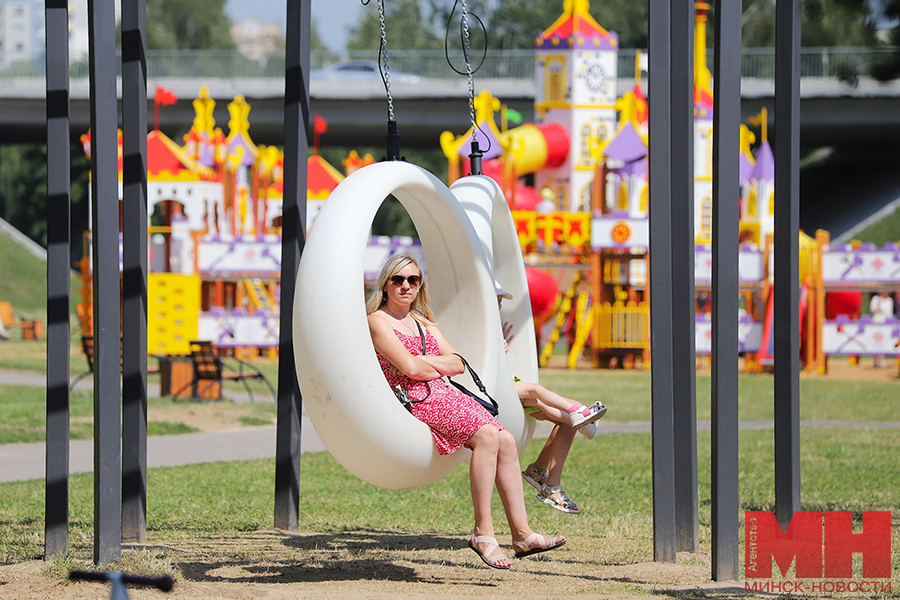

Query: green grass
(0, 226), (48, 319)
(2, 365), (897, 447)
(0, 385), (209, 445)
(2, 428), (899, 572)
(539, 368), (900, 423)
(852, 203), (900, 247)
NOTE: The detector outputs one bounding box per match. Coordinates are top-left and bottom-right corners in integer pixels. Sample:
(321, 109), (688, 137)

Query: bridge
(2, 48), (899, 149)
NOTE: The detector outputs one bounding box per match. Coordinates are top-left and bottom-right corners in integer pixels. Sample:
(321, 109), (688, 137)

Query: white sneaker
(579, 421), (598, 439)
(569, 402), (607, 429)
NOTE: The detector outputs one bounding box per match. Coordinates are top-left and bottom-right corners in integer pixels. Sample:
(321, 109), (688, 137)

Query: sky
(225, 0), (365, 54)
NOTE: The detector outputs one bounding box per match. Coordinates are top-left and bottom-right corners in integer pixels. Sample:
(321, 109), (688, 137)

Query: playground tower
(534, 0), (619, 212)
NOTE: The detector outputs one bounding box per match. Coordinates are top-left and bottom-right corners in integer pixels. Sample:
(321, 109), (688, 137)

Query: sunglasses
(389, 274), (421, 287)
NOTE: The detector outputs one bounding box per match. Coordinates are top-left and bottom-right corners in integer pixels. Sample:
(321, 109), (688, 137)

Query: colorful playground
(67, 0), (898, 380)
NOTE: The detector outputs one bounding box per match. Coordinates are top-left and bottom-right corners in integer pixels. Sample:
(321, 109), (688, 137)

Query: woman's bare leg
(494, 429), (531, 540)
(466, 425), (510, 567)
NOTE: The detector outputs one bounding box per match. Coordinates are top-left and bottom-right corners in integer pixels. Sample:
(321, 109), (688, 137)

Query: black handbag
(392, 321), (430, 413)
(448, 353), (499, 417)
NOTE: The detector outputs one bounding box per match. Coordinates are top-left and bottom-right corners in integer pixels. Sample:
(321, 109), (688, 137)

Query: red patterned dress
(376, 326), (504, 455)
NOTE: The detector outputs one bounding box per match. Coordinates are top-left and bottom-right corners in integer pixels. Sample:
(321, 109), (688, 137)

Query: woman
(367, 254), (565, 569)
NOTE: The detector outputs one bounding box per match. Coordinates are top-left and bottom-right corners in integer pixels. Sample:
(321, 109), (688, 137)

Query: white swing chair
(293, 161), (537, 489)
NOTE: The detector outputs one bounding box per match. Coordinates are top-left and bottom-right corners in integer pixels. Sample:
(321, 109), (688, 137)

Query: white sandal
(512, 532), (566, 559)
(468, 531), (510, 569)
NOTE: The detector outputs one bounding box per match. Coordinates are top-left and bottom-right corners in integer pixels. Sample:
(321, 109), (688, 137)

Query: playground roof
(146, 130), (217, 181)
(751, 141), (775, 182)
(603, 121), (646, 163)
(536, 0), (618, 51)
(307, 155), (345, 200)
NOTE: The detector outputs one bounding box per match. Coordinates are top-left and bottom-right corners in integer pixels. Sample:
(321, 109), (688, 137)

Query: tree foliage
(147, 0), (235, 50)
(347, 0), (442, 51)
(486, 0), (648, 49)
(0, 145), (89, 248)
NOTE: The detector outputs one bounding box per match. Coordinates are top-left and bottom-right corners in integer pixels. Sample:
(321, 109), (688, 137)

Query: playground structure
(69, 0), (900, 372)
(441, 0), (900, 371)
(75, 87), (422, 361)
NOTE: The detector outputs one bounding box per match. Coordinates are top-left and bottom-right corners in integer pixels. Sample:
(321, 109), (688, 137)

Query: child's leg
(515, 381), (580, 414)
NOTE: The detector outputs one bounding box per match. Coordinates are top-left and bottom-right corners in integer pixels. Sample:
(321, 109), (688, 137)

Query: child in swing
(367, 254), (566, 570)
(496, 285), (607, 514)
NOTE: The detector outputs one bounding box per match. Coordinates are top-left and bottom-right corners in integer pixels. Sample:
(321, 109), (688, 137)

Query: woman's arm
(419, 324), (465, 376)
(368, 314), (441, 380)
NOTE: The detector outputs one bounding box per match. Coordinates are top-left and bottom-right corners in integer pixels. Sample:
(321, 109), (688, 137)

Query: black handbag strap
(407, 320), (430, 403)
(449, 353), (499, 413)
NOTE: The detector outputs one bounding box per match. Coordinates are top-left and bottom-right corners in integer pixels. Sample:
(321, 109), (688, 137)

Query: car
(310, 60), (422, 83)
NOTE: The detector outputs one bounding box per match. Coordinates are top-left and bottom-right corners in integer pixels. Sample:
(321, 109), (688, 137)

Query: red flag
(153, 86), (177, 130)
(155, 86), (177, 106)
(313, 114), (328, 154)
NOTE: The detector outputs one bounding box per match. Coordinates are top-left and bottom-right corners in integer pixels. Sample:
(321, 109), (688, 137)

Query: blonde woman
(367, 254), (565, 570)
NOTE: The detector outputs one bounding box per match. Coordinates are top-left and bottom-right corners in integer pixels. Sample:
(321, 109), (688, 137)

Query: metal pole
(648, 0), (677, 563)
(44, 0), (71, 559)
(711, 0), (741, 580)
(774, 0), (802, 530)
(121, 0), (148, 544)
(274, 0), (311, 530)
(670, 0), (698, 554)
(88, 0), (122, 564)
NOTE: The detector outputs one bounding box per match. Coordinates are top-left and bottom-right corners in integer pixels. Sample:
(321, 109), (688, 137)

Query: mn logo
(745, 511), (891, 579)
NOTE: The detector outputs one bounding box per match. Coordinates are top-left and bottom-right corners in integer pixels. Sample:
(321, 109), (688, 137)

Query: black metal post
(88, 0), (123, 564)
(44, 0), (71, 560)
(121, 0), (148, 544)
(274, 0), (311, 530)
(711, 0), (742, 580)
(774, 0), (802, 530)
(670, 0), (698, 555)
(648, 0), (677, 563)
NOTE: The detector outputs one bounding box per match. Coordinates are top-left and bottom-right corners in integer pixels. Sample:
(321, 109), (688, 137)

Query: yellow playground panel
(148, 273), (200, 356)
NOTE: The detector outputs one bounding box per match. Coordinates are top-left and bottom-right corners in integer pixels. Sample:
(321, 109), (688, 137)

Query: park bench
(0, 301), (43, 340)
(70, 335), (160, 389)
(172, 340), (275, 402)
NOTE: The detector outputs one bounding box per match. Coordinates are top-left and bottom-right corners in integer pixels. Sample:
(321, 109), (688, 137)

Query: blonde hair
(366, 253), (435, 325)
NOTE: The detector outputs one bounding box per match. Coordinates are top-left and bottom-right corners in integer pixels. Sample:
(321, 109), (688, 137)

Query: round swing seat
(293, 162), (532, 489)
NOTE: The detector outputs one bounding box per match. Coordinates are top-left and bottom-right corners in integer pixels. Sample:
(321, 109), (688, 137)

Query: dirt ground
(0, 532), (756, 600)
(3, 362), (896, 599)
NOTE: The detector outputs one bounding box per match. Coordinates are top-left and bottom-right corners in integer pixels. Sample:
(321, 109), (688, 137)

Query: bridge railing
(2, 47), (896, 81)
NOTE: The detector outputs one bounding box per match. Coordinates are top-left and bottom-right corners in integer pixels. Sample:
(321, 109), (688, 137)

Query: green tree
(347, 0), (441, 51)
(147, 0), (235, 50)
(486, 0), (647, 49)
(0, 144), (89, 249)
(742, 0), (877, 47)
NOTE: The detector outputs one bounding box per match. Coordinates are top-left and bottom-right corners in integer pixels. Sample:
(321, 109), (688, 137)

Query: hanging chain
(460, 0), (476, 134)
(377, 0), (395, 122)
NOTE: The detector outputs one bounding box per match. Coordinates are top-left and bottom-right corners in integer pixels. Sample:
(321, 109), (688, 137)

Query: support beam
(711, 0), (742, 581)
(88, 0), (122, 564)
(274, 0), (311, 531)
(774, 0), (802, 530)
(121, 0), (148, 544)
(648, 0), (677, 563)
(671, 0), (698, 554)
(44, 0), (71, 560)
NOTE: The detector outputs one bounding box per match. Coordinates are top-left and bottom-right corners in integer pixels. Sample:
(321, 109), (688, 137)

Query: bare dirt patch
(148, 403), (274, 432)
(0, 530), (756, 600)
